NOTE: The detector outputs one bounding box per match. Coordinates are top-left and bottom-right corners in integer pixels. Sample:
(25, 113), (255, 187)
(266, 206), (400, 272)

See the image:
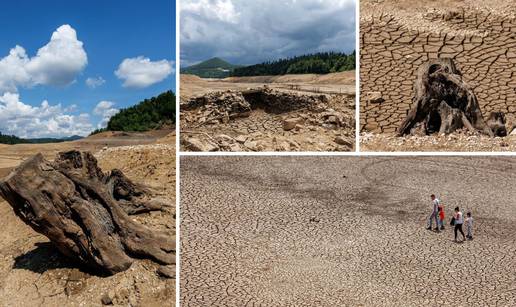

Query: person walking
(453, 207), (466, 242)
(438, 203), (445, 230)
(427, 194), (440, 231)
(465, 212), (474, 240)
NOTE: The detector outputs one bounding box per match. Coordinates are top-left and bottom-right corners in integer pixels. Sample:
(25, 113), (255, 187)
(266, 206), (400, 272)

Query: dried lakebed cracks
(181, 156), (516, 307)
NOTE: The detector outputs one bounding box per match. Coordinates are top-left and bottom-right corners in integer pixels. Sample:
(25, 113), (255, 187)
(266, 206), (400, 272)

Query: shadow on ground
(13, 242), (94, 276)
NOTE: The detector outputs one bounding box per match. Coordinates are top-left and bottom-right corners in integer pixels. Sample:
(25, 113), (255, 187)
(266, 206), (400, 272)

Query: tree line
(0, 133), (30, 145)
(230, 51), (355, 77)
(92, 90), (176, 134)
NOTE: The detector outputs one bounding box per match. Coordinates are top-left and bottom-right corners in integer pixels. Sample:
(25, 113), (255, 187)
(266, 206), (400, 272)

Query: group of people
(427, 194), (474, 242)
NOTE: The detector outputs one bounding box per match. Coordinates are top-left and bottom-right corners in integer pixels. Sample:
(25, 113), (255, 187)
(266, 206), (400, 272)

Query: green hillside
(0, 133), (83, 145)
(181, 57), (242, 78)
(92, 90), (175, 134)
(231, 52), (355, 77)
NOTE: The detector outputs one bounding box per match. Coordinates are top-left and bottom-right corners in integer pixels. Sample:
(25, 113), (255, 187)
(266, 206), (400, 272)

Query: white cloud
(0, 25), (87, 92)
(115, 56), (174, 88)
(182, 0), (240, 24)
(0, 92), (93, 138)
(180, 0), (356, 65)
(94, 100), (119, 128)
(85, 76), (106, 89)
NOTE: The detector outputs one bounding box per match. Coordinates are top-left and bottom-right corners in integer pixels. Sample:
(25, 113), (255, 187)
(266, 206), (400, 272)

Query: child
(438, 203), (445, 230)
(465, 212), (473, 240)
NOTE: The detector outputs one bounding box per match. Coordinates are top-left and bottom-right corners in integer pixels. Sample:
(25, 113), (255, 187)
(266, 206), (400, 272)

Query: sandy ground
(180, 72), (356, 100)
(180, 156), (516, 306)
(0, 131), (176, 307)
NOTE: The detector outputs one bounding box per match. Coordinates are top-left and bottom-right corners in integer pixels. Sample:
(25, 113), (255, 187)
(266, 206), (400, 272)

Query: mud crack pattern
(180, 156), (516, 306)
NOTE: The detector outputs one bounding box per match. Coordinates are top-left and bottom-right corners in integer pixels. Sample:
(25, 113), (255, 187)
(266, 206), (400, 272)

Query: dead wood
(397, 58), (495, 137)
(0, 151), (175, 275)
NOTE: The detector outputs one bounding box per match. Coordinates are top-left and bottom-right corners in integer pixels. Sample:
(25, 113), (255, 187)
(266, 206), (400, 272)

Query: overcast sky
(0, 0), (175, 138)
(181, 0), (356, 67)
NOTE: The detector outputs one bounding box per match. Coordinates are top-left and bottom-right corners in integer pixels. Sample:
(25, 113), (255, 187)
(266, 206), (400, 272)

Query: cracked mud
(180, 156), (516, 306)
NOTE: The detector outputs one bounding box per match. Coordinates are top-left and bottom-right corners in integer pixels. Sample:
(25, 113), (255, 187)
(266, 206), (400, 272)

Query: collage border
(173, 1), (516, 305)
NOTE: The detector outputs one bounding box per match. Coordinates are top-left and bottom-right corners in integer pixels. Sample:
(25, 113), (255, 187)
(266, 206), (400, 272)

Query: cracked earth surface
(180, 156), (516, 306)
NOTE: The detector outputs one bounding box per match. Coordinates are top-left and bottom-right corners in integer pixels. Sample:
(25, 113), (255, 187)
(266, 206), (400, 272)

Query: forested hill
(181, 57), (242, 78)
(230, 52), (355, 77)
(0, 133), (83, 145)
(93, 90), (176, 134)
(0, 133), (30, 145)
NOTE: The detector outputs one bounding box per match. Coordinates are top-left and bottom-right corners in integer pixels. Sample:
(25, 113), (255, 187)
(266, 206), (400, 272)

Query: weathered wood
(486, 112), (507, 137)
(0, 151), (175, 275)
(397, 58), (494, 137)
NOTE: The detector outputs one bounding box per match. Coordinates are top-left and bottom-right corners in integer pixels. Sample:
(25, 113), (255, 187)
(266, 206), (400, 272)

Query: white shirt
(466, 217), (473, 227)
(432, 199), (440, 213)
(455, 212), (464, 224)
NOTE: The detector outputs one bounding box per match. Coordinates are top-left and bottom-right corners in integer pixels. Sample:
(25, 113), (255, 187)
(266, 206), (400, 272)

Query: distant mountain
(0, 132), (84, 145)
(91, 90), (175, 135)
(29, 135), (84, 143)
(181, 57), (242, 78)
(231, 51), (356, 77)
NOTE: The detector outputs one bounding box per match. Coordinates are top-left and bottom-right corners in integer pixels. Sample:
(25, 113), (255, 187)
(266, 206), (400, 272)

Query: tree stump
(397, 58), (494, 137)
(0, 151), (175, 275)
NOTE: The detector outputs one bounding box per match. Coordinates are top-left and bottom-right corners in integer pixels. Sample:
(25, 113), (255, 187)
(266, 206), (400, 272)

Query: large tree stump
(397, 58), (494, 137)
(0, 151), (175, 275)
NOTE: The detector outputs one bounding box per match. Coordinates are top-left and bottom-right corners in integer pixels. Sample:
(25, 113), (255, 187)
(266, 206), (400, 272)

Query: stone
(244, 140), (258, 151)
(283, 118), (303, 131)
(157, 265), (175, 279)
(101, 293), (113, 305)
(184, 137), (219, 152)
(235, 135), (248, 143)
(334, 136), (353, 147)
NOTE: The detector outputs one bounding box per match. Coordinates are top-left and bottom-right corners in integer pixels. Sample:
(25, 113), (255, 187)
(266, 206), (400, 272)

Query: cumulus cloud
(93, 100), (119, 128)
(0, 25), (87, 92)
(180, 0), (355, 66)
(115, 56), (174, 88)
(0, 92), (93, 138)
(85, 76), (106, 89)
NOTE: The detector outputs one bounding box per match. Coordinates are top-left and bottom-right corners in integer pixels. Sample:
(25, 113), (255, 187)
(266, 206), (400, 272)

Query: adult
(453, 207), (466, 242)
(427, 194), (440, 231)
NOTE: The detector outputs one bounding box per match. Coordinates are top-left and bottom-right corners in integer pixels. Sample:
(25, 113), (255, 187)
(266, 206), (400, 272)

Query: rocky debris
(0, 151), (175, 275)
(361, 131), (516, 152)
(398, 59), (494, 137)
(182, 88), (329, 126)
(181, 88), (355, 152)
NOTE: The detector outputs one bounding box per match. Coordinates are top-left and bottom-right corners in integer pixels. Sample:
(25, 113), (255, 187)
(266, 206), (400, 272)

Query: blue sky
(0, 0), (176, 138)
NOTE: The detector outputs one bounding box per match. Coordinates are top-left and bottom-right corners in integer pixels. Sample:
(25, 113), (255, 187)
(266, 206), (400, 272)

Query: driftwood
(0, 151), (175, 275)
(397, 58), (495, 137)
